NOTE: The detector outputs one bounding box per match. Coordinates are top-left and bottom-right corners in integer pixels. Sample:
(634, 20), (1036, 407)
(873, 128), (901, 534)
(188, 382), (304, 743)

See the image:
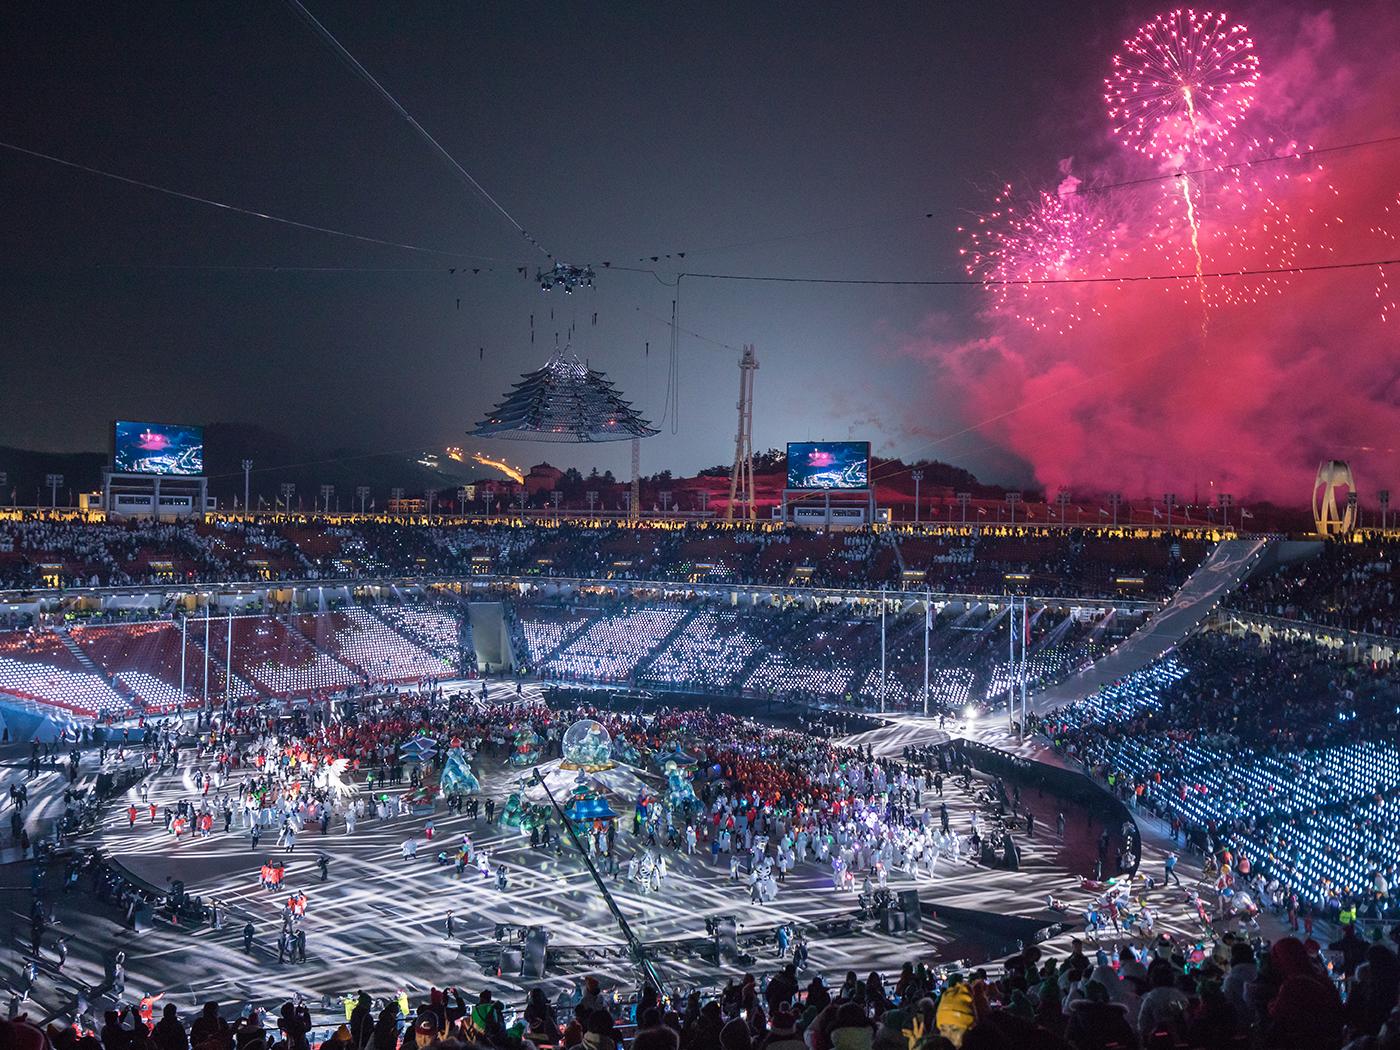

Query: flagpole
(226, 610), (233, 705)
(922, 591), (930, 718)
(879, 586), (886, 716)
(1020, 599), (1029, 736)
(1008, 595), (1016, 732)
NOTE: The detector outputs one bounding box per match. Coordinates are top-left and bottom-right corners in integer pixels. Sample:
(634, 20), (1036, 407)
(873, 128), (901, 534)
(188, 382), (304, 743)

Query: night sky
(2, 2), (1396, 500)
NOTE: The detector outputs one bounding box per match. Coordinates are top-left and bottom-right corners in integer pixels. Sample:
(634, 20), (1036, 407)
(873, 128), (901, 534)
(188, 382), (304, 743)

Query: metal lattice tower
(726, 345), (759, 522)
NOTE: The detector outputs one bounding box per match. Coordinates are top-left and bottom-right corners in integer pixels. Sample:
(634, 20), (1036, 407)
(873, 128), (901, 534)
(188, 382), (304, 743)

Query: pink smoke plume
(906, 7), (1400, 504)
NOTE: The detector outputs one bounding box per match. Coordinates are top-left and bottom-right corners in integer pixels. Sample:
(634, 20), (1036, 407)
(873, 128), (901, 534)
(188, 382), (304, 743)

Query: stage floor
(19, 688), (1214, 1032)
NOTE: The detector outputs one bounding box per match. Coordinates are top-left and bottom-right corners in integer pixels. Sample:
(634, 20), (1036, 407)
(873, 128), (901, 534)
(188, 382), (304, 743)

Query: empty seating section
(228, 618), (360, 697)
(639, 610), (764, 690)
(744, 635), (859, 697)
(294, 608), (451, 682)
(112, 672), (189, 712)
(516, 605), (592, 666)
(375, 604), (470, 669)
(541, 606), (689, 681)
(72, 622), (215, 711)
(0, 631), (128, 715)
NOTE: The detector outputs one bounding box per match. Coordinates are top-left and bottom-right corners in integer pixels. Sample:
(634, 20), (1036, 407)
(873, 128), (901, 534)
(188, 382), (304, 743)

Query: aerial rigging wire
(285, 0), (553, 260)
(0, 139), (508, 264)
(612, 133), (1400, 266)
(613, 256), (1400, 288)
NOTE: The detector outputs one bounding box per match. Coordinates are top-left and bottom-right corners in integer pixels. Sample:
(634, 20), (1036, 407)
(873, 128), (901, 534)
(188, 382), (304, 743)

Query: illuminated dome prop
(471, 351), (658, 443)
(559, 718), (615, 772)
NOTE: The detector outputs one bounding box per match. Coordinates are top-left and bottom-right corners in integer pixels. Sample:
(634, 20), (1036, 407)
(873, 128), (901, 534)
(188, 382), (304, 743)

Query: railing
(0, 571), (1168, 614)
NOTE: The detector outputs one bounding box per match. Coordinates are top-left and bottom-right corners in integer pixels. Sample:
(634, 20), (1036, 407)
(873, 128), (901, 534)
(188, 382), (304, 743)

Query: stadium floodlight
(1107, 492), (1124, 527)
(586, 490), (598, 514)
(550, 490), (562, 511)
(356, 486), (370, 514)
(659, 490), (672, 514)
(1005, 491), (1022, 526)
(45, 473), (63, 509)
(963, 704), (978, 721)
(1164, 492), (1177, 528)
(279, 482), (295, 511)
(319, 484), (334, 514)
(1381, 490), (1391, 531)
(911, 470), (924, 523)
(697, 491), (710, 515)
(241, 460), (253, 515)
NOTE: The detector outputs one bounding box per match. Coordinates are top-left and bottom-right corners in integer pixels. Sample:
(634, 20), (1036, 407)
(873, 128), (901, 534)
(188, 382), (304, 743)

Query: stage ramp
(1028, 537), (1269, 714)
(467, 602), (514, 673)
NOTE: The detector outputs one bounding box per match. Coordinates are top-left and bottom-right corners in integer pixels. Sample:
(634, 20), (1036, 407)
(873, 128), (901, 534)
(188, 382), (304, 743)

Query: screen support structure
(781, 488), (876, 527)
(103, 471), (207, 521)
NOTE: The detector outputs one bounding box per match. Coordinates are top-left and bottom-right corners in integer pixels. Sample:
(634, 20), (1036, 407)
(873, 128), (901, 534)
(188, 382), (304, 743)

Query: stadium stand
(0, 630), (129, 715)
(0, 518), (1209, 597)
(225, 617), (360, 697)
(292, 608), (453, 683)
(1230, 539), (1400, 637)
(373, 602), (473, 671)
(1040, 632), (1400, 904)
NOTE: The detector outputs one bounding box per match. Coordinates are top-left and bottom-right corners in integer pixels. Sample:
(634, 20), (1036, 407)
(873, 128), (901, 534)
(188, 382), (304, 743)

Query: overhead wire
(285, 0), (554, 259)
(610, 132), (1400, 267)
(613, 256), (1400, 288)
(0, 139), (515, 264)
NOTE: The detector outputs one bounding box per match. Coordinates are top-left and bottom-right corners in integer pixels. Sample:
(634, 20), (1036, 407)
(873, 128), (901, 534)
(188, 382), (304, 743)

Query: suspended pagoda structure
(472, 351), (658, 442)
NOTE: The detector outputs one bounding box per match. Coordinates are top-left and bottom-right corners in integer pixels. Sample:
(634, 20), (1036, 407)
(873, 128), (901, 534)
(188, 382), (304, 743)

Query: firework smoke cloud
(920, 5), (1400, 504)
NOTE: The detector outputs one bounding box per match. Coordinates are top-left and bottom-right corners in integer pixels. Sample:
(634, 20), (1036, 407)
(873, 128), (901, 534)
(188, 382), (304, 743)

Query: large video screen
(786, 441), (870, 490)
(114, 421), (205, 476)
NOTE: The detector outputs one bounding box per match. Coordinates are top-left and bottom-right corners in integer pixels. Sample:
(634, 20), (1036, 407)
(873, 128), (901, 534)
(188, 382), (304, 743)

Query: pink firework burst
(1105, 9), (1260, 163)
(958, 184), (1124, 333)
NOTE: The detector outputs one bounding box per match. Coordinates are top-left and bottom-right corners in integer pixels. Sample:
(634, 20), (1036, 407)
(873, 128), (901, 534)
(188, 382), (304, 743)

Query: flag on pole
(1098, 507), (1109, 517)
(977, 506), (987, 516)
(1153, 506), (1162, 519)
(1241, 508), (1253, 519)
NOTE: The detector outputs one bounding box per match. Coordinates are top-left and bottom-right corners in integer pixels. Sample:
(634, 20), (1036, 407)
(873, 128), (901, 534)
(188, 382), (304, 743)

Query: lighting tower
(726, 344), (759, 522)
